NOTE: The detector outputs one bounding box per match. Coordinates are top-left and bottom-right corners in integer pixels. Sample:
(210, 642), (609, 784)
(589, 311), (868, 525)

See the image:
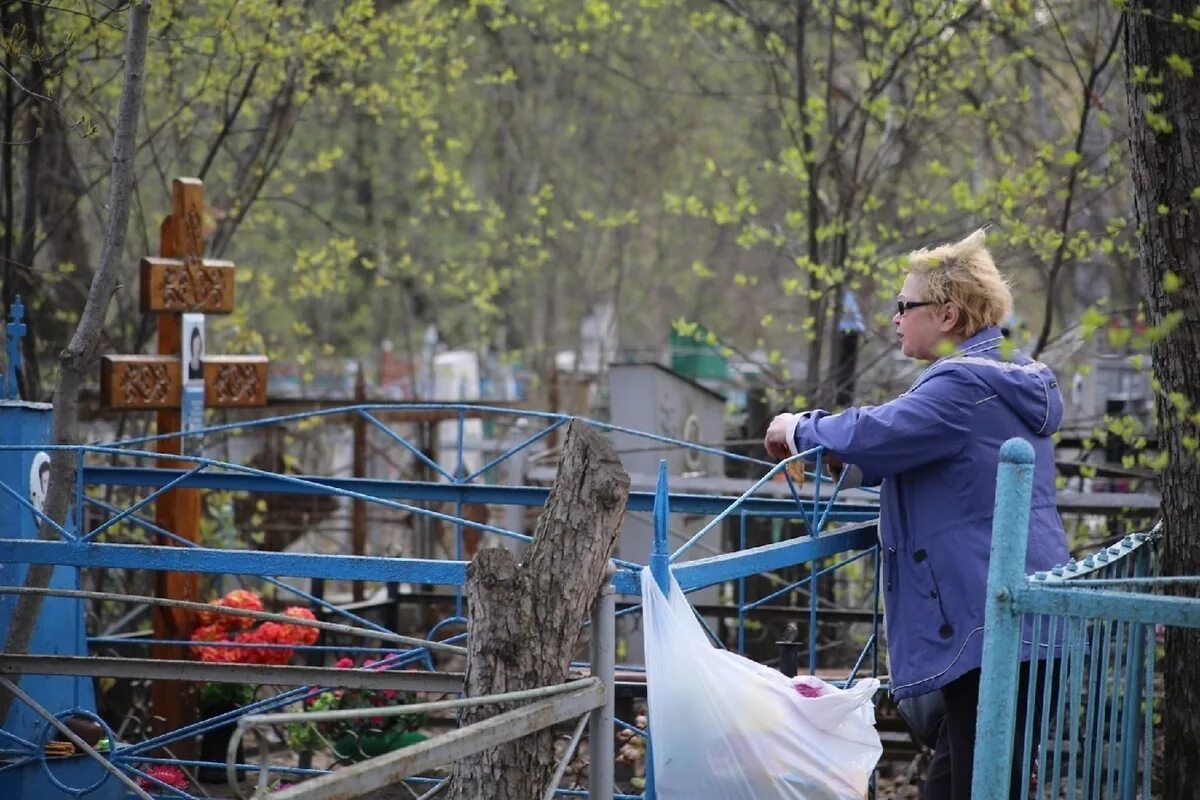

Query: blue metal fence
(974, 438), (1192, 800)
(0, 403), (881, 798)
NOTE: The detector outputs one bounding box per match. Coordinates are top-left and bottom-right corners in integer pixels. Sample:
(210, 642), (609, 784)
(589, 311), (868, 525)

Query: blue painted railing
(0, 405), (881, 799)
(974, 438), (1192, 800)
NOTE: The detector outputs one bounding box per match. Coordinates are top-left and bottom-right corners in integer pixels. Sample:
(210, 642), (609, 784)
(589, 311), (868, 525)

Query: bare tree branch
(1032, 15), (1125, 357)
(0, 0), (151, 726)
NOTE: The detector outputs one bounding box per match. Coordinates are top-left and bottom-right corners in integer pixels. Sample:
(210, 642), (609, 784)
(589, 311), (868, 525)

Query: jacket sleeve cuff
(785, 412), (808, 457)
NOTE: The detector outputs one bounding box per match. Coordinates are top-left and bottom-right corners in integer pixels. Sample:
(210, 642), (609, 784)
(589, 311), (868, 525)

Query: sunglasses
(897, 300), (937, 316)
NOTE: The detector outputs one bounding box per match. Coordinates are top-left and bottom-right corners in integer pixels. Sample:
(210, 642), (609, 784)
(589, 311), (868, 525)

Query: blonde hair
(906, 228), (1013, 336)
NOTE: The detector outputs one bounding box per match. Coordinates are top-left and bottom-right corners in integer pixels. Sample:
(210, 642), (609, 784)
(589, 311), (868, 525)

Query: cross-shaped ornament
(97, 177), (269, 750)
(100, 179), (267, 410)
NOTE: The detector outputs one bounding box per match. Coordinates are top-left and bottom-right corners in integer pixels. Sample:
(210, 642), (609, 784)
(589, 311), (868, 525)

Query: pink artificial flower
(335, 657), (355, 669)
(137, 764), (189, 791)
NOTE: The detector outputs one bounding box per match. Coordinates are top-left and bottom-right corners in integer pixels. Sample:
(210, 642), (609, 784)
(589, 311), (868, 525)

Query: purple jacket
(788, 327), (1069, 699)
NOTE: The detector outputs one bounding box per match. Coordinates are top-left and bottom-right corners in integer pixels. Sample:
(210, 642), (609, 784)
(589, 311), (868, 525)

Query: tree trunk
(0, 0), (151, 726)
(449, 420), (629, 800)
(1124, 5), (1200, 798)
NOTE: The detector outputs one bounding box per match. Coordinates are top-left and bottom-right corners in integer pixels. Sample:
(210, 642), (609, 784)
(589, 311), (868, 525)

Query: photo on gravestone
(181, 313), (205, 440)
(28, 451), (50, 524)
(184, 313), (204, 383)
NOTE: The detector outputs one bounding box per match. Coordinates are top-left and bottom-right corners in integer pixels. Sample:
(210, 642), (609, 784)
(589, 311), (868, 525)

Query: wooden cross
(99, 178), (269, 749)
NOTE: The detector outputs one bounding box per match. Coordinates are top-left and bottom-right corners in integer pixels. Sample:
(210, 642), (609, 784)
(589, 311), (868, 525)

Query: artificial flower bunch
(190, 589), (319, 665)
(189, 589), (319, 708)
(284, 656), (426, 762)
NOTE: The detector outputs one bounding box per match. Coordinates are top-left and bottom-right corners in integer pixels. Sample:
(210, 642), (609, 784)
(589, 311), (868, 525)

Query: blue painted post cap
(998, 437), (1035, 464)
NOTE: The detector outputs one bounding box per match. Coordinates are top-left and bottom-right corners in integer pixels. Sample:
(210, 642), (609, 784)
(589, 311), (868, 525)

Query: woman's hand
(765, 413), (845, 476)
(764, 413), (799, 461)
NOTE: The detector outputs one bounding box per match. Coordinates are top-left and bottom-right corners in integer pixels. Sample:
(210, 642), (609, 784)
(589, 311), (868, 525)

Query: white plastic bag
(642, 568), (882, 799)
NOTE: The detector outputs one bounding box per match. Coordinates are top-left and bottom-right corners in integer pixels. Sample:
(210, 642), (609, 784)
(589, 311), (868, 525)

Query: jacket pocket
(911, 549), (954, 640)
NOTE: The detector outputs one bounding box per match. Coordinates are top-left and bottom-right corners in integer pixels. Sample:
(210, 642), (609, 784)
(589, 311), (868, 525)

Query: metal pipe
(244, 724), (273, 797)
(0, 653), (463, 693)
(85, 494), (401, 637)
(354, 408), (456, 483)
(645, 460), (670, 800)
(589, 577), (615, 800)
(668, 449), (830, 563)
(542, 713), (590, 800)
(462, 418), (567, 484)
(416, 776), (451, 799)
(78, 462), (877, 518)
(88, 636), (405, 656)
(270, 679), (604, 800)
(808, 559), (818, 675)
(242, 678), (601, 727)
(737, 513), (746, 654)
(0, 585), (466, 654)
(0, 676), (155, 800)
(649, 459), (670, 595)
(83, 462), (208, 542)
(227, 720), (251, 800)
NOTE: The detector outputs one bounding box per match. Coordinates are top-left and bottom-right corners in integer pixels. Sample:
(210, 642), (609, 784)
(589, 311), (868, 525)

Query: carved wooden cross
(100, 180), (267, 410)
(98, 177), (269, 749)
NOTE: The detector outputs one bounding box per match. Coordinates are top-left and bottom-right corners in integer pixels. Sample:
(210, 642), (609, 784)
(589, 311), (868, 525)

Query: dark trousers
(919, 660), (1059, 800)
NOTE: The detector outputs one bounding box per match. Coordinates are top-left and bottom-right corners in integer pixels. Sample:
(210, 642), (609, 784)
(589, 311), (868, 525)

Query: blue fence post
(644, 458), (669, 800)
(650, 459), (670, 596)
(1119, 539), (1151, 796)
(971, 437), (1035, 800)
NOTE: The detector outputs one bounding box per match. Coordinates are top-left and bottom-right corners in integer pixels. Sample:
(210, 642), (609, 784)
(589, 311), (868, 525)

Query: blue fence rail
(0, 404), (881, 799)
(973, 438), (1190, 800)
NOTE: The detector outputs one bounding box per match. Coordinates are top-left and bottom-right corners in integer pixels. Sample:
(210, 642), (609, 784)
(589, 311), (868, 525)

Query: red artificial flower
(280, 607), (319, 646)
(191, 623), (238, 662)
(237, 627), (292, 665)
(189, 591), (316, 668)
(197, 589), (263, 630)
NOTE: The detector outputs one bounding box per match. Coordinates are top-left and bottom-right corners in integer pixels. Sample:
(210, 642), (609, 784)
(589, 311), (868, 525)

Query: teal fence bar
(974, 437), (1196, 799)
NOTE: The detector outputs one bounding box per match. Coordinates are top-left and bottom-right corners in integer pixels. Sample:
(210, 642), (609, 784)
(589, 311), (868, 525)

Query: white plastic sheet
(642, 568), (883, 799)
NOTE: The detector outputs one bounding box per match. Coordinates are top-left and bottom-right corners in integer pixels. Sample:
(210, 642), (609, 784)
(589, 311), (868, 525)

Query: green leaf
(1165, 53), (1194, 77)
(1079, 306), (1109, 335)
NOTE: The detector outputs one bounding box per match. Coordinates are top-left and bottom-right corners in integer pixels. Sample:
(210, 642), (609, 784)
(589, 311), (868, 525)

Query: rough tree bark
(0, 1), (151, 725)
(1124, 4), (1200, 797)
(449, 420), (630, 800)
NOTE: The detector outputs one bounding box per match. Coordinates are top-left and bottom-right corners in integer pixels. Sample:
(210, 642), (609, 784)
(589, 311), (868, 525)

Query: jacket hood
(915, 326), (1064, 436)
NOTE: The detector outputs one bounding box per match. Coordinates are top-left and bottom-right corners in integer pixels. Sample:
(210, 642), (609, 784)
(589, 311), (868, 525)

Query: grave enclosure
(1, 179), (1194, 800)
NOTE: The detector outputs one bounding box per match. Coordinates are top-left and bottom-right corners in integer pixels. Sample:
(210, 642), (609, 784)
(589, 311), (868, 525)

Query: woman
(187, 324), (204, 382)
(764, 229), (1069, 799)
